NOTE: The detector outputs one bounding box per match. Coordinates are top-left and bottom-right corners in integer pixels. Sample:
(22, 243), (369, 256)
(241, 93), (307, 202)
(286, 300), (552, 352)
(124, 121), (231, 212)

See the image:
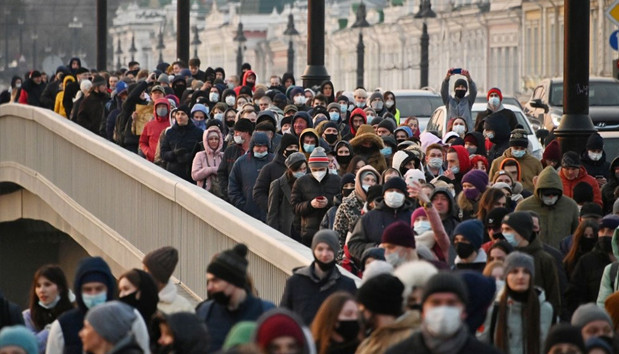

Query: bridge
(0, 104), (349, 306)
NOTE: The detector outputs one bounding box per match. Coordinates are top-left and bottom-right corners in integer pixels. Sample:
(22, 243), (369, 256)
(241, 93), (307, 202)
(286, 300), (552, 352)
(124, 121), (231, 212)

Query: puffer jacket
(347, 199), (415, 262)
(596, 228), (619, 307)
(291, 172), (341, 246)
(349, 125), (387, 173)
(191, 126), (224, 191)
(581, 133), (611, 178)
(54, 76), (75, 118)
(601, 157), (619, 213)
(477, 286), (554, 354)
(139, 98), (171, 162)
(515, 166), (579, 249)
(559, 165), (602, 206)
(159, 120), (203, 182)
(490, 148), (543, 193)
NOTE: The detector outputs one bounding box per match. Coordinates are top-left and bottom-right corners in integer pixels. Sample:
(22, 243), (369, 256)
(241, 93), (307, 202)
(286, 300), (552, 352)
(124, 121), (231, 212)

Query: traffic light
(614, 59), (619, 79)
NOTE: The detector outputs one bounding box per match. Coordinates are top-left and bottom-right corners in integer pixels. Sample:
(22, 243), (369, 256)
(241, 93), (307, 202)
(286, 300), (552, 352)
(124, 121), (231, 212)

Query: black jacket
(386, 330), (501, 354)
(253, 153), (287, 211)
(602, 157), (619, 214)
(474, 107), (518, 133)
(565, 243), (612, 315)
(76, 90), (109, 135)
(159, 122), (203, 182)
(217, 144), (246, 200)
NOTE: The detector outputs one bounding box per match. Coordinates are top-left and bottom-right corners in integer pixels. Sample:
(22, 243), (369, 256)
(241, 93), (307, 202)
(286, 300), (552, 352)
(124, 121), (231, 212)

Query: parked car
(426, 103), (543, 159)
(392, 89), (443, 132)
(523, 77), (619, 131)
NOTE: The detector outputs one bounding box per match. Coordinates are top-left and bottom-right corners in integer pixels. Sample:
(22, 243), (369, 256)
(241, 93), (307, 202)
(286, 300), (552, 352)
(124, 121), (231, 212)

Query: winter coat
(228, 134), (274, 222)
(216, 143), (246, 200)
(343, 108), (367, 140)
(349, 126), (387, 174)
(596, 228), (619, 307)
(474, 106), (518, 133)
(159, 313), (208, 354)
(441, 77), (477, 131)
(559, 166), (603, 207)
(454, 249), (487, 273)
(484, 113), (511, 165)
(54, 76), (75, 118)
(267, 173), (298, 238)
(139, 98), (171, 161)
(280, 263), (356, 325)
(387, 328), (501, 354)
(76, 90), (109, 135)
(581, 150), (611, 179)
(515, 166), (579, 249)
(602, 157), (619, 214)
(159, 121), (203, 182)
(62, 78), (80, 117)
(291, 172), (342, 246)
(347, 199), (415, 262)
(191, 126), (224, 191)
(477, 287), (554, 354)
(253, 153), (287, 211)
(19, 78), (45, 107)
(356, 311), (419, 354)
(40, 78), (61, 110)
(157, 279), (195, 314)
(490, 148), (543, 193)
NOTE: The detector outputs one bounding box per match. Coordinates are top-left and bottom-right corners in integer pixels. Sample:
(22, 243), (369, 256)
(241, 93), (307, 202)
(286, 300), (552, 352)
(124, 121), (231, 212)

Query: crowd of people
(1, 59), (619, 354)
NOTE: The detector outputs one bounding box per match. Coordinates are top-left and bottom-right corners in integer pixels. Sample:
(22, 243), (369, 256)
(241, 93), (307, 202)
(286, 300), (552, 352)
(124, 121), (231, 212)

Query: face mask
(294, 96), (306, 105)
(414, 220), (431, 235)
(455, 242), (476, 259)
(227, 82), (234, 89)
(324, 134), (338, 144)
(254, 151), (268, 159)
(483, 130), (495, 140)
(303, 144), (315, 153)
(233, 135), (245, 145)
(292, 171), (306, 179)
(15, 83), (21, 88)
(329, 112), (340, 121)
(282, 128), (291, 135)
(283, 149), (297, 158)
(82, 291), (107, 309)
(209, 92), (219, 102)
(466, 146), (477, 155)
(312, 170), (327, 182)
(119, 292), (139, 309)
(366, 115), (375, 124)
(451, 166), (460, 174)
(156, 107), (169, 117)
(380, 147), (392, 156)
(502, 232), (519, 247)
(225, 96), (236, 106)
(385, 100), (394, 108)
(314, 257), (336, 272)
(384, 191), (405, 209)
(226, 120), (235, 127)
(429, 157), (443, 169)
(210, 291), (231, 306)
(329, 168), (338, 175)
(598, 237), (613, 253)
(336, 155), (352, 165)
(342, 187), (354, 197)
(214, 113), (224, 121)
(38, 295), (61, 309)
(423, 306), (462, 338)
(512, 149), (526, 158)
(372, 101), (384, 110)
(452, 125), (465, 135)
(340, 104), (348, 113)
(464, 188), (480, 200)
(542, 195), (558, 206)
(588, 151), (603, 161)
(362, 184), (371, 192)
(336, 320), (360, 341)
(454, 89), (466, 99)
(385, 252), (404, 267)
(355, 101), (366, 108)
(192, 119), (207, 131)
(580, 237), (597, 253)
(489, 96), (500, 108)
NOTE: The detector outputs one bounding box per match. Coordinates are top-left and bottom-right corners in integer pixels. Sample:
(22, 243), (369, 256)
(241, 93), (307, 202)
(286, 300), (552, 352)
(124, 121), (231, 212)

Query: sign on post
(610, 30), (619, 51)
(607, 0), (619, 26)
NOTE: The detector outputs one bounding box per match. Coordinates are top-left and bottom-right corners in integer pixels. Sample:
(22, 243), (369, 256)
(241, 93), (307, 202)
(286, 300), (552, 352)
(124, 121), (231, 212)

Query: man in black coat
(159, 105), (203, 182)
(76, 76), (109, 135)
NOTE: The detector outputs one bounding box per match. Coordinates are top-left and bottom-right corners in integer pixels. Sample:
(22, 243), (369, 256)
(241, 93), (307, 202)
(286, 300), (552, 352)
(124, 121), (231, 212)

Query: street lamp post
(18, 18), (24, 60)
(351, 2), (369, 88)
(115, 38), (123, 70)
(96, 0), (107, 71)
(129, 34), (137, 62)
(4, 10), (9, 69)
(157, 27), (165, 64)
(283, 13), (299, 76)
(31, 31), (37, 69)
(177, 0), (190, 65)
(302, 0), (330, 88)
(191, 25), (201, 59)
(415, 0), (436, 89)
(68, 17), (83, 57)
(233, 22), (247, 78)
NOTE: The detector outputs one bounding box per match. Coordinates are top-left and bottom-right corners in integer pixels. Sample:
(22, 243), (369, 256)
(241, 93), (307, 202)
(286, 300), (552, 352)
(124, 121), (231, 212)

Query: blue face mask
(254, 151), (268, 159)
(82, 291), (107, 309)
(303, 144), (315, 153)
(366, 115), (374, 124)
(292, 171), (305, 179)
(451, 166), (460, 174)
(512, 149), (526, 158)
(329, 112), (340, 121)
(192, 119), (206, 131)
(340, 104), (348, 113)
(502, 232), (519, 247)
(380, 147), (392, 156)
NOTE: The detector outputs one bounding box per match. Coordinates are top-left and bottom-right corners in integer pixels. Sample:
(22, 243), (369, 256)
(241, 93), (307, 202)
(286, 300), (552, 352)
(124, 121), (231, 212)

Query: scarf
(421, 323), (469, 354)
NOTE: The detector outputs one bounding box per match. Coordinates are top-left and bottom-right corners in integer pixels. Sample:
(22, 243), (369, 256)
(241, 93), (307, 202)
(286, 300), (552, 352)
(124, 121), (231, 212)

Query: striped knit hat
(308, 147), (329, 168)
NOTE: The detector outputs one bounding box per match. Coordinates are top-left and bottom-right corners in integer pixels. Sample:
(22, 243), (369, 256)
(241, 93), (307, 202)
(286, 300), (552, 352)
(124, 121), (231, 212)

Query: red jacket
(139, 98), (171, 162)
(560, 166), (602, 206)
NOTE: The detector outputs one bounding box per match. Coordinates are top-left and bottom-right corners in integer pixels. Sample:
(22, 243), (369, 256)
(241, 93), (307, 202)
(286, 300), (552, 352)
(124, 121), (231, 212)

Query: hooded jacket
(253, 134), (297, 210)
(596, 228), (619, 307)
(602, 157), (619, 213)
(228, 132), (274, 222)
(320, 80), (335, 103)
(191, 126), (224, 191)
(139, 98), (172, 161)
(559, 165), (602, 206)
(233, 70), (257, 96)
(253, 309), (315, 354)
(357, 311), (420, 354)
(474, 106), (518, 133)
(515, 166), (579, 249)
(490, 148), (543, 193)
(159, 312), (209, 354)
(159, 118), (203, 182)
(298, 128), (322, 159)
(350, 125), (387, 173)
(581, 134), (611, 178)
(54, 76), (75, 118)
(344, 108), (367, 140)
(267, 170), (302, 239)
(430, 187), (460, 239)
(464, 131), (487, 157)
(484, 113), (511, 164)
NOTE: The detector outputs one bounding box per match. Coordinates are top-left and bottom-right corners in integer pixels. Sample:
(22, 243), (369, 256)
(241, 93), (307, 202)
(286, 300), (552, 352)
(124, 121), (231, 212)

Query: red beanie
(255, 313), (305, 350)
(381, 221), (416, 248)
(487, 87), (502, 101)
(543, 139), (561, 162)
(411, 207), (427, 223)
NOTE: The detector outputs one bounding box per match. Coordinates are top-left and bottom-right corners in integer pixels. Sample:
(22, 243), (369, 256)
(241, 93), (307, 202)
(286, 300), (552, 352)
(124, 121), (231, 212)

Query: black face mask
(335, 320), (360, 341)
(580, 237), (597, 253)
(336, 154), (352, 165)
(455, 242), (476, 259)
(342, 188), (354, 198)
(396, 139), (406, 145)
(210, 291), (231, 306)
(226, 120), (235, 128)
(455, 89), (466, 99)
(324, 133), (338, 145)
(314, 258), (336, 272)
(359, 311), (374, 336)
(119, 292), (139, 309)
(598, 237), (613, 254)
(283, 148), (297, 158)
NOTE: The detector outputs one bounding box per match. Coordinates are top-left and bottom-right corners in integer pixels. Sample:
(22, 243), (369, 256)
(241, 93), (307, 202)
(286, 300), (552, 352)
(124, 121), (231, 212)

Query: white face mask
(384, 191), (405, 209)
(489, 96), (500, 109)
(429, 157), (443, 169)
(423, 306), (462, 338)
(588, 151), (603, 161)
(452, 125), (465, 135)
(542, 195), (559, 206)
(385, 100), (394, 108)
(233, 135), (245, 145)
(312, 170), (327, 182)
(209, 92), (220, 102)
(294, 96), (306, 105)
(414, 220), (432, 234)
(225, 96), (236, 106)
(385, 252), (404, 267)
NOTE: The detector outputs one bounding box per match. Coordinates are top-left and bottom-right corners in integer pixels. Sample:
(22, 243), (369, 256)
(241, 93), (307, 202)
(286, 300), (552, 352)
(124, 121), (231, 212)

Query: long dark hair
(29, 265), (74, 331)
(563, 220), (599, 275)
(476, 188), (506, 222)
(495, 270), (540, 353)
(311, 292), (357, 354)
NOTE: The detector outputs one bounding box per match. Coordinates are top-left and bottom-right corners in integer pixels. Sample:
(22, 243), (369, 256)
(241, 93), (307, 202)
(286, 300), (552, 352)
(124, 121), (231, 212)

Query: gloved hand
(174, 147), (189, 163)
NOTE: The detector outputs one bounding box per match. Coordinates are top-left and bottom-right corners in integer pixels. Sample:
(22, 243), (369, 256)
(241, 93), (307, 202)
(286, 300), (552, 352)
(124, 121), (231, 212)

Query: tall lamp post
(415, 0), (436, 89)
(157, 27), (165, 64)
(191, 25), (201, 59)
(115, 38), (123, 70)
(283, 13), (299, 76)
(233, 22), (247, 78)
(4, 10), (10, 69)
(18, 18), (24, 60)
(129, 33), (137, 62)
(68, 17), (83, 56)
(31, 31), (37, 69)
(301, 0), (330, 88)
(351, 2), (369, 88)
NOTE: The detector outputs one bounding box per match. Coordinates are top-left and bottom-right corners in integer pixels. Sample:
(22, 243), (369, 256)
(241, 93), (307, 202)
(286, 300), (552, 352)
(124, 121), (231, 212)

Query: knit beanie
(599, 214), (619, 230)
(308, 147), (329, 168)
(206, 244), (249, 288)
(340, 173), (355, 189)
(453, 219), (484, 250)
(579, 202), (603, 219)
(422, 272), (468, 305)
(411, 207), (427, 223)
(485, 207), (510, 229)
(543, 139), (562, 162)
(175, 104), (191, 117)
(0, 326), (38, 354)
(460, 271), (497, 334)
(255, 310), (305, 350)
(573, 182), (593, 204)
(327, 102), (341, 113)
(378, 119), (396, 134)
(222, 322), (257, 350)
(543, 324), (586, 354)
(503, 251), (534, 277)
(454, 78), (468, 90)
(404, 169), (426, 185)
(509, 129), (529, 148)
(285, 152), (306, 169)
(360, 247), (386, 271)
(486, 87), (502, 101)
(561, 151), (581, 168)
(461, 170), (488, 193)
(381, 221), (415, 249)
(85, 301), (137, 344)
(571, 303), (613, 328)
(502, 211), (533, 241)
(91, 75), (106, 87)
(366, 185), (383, 204)
(382, 177), (407, 194)
(234, 118), (254, 134)
(357, 274), (404, 316)
(586, 132), (604, 150)
(311, 230), (340, 256)
(143, 246), (179, 284)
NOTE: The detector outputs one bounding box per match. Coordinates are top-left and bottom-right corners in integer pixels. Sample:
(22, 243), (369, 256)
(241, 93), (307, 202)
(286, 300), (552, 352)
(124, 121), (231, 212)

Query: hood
(559, 165), (590, 183)
(257, 110), (277, 127)
(334, 140), (351, 154)
(319, 80), (335, 102)
(384, 90), (397, 113)
(164, 312), (210, 353)
(153, 98), (171, 121)
(349, 128), (384, 151)
(431, 187), (457, 217)
(391, 150), (418, 174)
(293, 112), (314, 133)
(299, 128), (320, 154)
(278, 133), (299, 155)
(348, 108), (367, 135)
(450, 145), (471, 174)
(608, 156), (619, 185)
(250, 131), (271, 152)
(534, 166), (564, 197)
(73, 257), (116, 312)
(612, 228), (619, 259)
(62, 75), (75, 88)
(464, 131), (486, 156)
(242, 70), (257, 88)
(355, 165), (380, 202)
(484, 113), (511, 144)
(499, 157), (521, 181)
(203, 126), (224, 154)
(253, 308), (314, 354)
